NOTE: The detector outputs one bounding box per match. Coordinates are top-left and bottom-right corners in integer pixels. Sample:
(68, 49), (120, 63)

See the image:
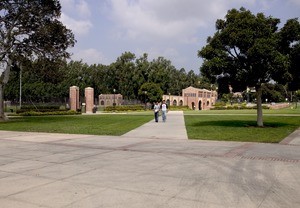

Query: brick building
(98, 94), (123, 107)
(162, 86), (218, 110)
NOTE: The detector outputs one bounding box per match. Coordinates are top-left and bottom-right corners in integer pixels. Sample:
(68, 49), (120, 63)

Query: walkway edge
(280, 128), (300, 145)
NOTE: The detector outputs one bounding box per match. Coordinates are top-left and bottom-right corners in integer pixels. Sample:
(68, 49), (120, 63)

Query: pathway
(122, 111), (188, 140)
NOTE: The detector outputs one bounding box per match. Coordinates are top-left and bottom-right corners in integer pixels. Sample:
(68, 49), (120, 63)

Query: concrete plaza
(0, 111), (299, 207)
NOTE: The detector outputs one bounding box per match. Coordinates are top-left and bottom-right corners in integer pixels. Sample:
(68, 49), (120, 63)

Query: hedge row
(20, 105), (61, 110)
(104, 105), (145, 112)
(168, 105), (190, 111)
(17, 109), (68, 114)
(18, 110), (80, 116)
(212, 105), (270, 110)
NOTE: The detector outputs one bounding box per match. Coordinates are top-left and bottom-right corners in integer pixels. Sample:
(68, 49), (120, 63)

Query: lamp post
(144, 91), (147, 110)
(187, 94), (189, 109)
(168, 92), (171, 109)
(246, 87), (250, 103)
(113, 88), (116, 108)
(19, 67), (22, 109)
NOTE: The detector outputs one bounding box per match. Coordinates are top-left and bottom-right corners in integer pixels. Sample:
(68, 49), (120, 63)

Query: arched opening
(192, 102), (195, 110)
(166, 99), (170, 106)
(198, 100), (202, 110)
(173, 100), (177, 106)
(179, 100), (183, 106)
(100, 100), (104, 106)
(207, 101), (209, 107)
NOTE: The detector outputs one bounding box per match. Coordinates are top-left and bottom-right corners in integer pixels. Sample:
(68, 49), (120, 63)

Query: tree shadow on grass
(191, 120), (289, 128)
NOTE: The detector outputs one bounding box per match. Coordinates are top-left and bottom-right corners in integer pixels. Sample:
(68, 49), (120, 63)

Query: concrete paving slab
(242, 143), (300, 161)
(0, 159), (53, 174)
(64, 188), (171, 208)
(0, 130), (92, 143)
(0, 174), (54, 197)
(0, 155), (22, 166)
(0, 171), (13, 179)
(0, 146), (27, 156)
(56, 135), (153, 150)
(8, 181), (104, 208)
(259, 183), (300, 208)
(65, 168), (140, 188)
(24, 163), (95, 180)
(0, 198), (49, 208)
(4, 150), (55, 160)
(34, 152), (91, 163)
(177, 180), (262, 207)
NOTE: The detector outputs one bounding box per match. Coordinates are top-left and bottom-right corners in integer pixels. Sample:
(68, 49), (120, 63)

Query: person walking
(153, 102), (160, 122)
(161, 100), (168, 122)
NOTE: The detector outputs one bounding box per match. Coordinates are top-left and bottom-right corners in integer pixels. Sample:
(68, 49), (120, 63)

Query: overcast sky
(60, 0), (300, 74)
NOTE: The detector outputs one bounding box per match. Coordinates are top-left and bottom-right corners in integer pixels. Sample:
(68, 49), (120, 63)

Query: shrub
(213, 101), (226, 107)
(16, 104), (68, 114)
(17, 109), (69, 114)
(169, 105), (190, 111)
(18, 110), (79, 116)
(211, 104), (270, 110)
(104, 105), (145, 112)
(20, 105), (60, 110)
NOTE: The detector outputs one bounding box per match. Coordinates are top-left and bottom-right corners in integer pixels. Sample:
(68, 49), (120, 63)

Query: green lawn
(0, 114), (153, 136)
(185, 105), (300, 115)
(184, 113), (300, 143)
(1, 108), (300, 143)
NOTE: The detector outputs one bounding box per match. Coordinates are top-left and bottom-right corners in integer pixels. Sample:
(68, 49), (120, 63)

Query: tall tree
(139, 82), (163, 103)
(0, 0), (75, 120)
(112, 52), (137, 100)
(198, 8), (296, 127)
(277, 19), (300, 92)
(148, 57), (173, 94)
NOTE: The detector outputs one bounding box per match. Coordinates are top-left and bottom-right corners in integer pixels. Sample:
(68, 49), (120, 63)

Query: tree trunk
(256, 84), (263, 127)
(0, 84), (7, 121)
(0, 59), (12, 121)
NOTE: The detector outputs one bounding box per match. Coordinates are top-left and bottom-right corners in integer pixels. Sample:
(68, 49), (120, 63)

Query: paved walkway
(122, 111), (188, 140)
(0, 112), (300, 208)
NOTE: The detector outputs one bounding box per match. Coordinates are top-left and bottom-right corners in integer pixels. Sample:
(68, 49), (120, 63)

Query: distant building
(98, 94), (123, 107)
(162, 86), (218, 110)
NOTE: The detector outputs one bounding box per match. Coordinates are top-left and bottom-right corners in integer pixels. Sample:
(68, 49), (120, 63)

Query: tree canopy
(0, 0), (75, 120)
(4, 52), (202, 104)
(198, 7), (300, 126)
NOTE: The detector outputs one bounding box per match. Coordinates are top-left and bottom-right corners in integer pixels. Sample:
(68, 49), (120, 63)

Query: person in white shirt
(161, 100), (168, 122)
(153, 102), (160, 122)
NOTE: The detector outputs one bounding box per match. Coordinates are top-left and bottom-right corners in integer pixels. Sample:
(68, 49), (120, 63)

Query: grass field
(1, 107), (299, 143)
(185, 105), (300, 115)
(0, 114), (153, 136)
(184, 107), (300, 143)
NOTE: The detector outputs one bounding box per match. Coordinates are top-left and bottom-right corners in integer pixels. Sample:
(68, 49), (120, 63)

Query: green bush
(18, 110), (79, 116)
(212, 106), (227, 110)
(17, 109), (69, 114)
(20, 105), (61, 110)
(213, 101), (226, 107)
(169, 105), (190, 111)
(16, 104), (67, 114)
(211, 104), (270, 110)
(104, 105), (145, 112)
